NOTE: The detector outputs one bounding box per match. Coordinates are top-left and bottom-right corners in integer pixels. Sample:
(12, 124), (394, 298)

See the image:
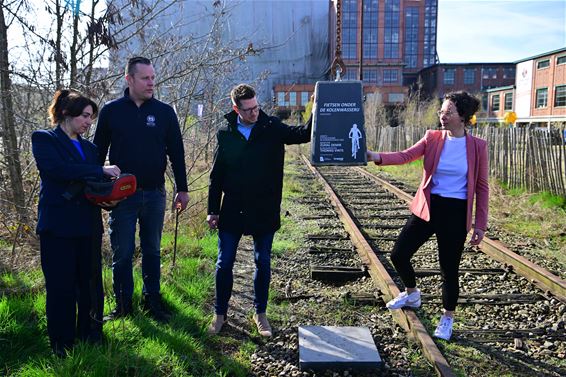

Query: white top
(431, 135), (468, 200)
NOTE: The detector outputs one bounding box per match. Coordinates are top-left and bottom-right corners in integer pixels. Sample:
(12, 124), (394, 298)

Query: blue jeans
(215, 230), (275, 315)
(109, 187), (166, 302)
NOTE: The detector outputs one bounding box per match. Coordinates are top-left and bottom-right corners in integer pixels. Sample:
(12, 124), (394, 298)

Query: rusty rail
(302, 156), (455, 377)
(355, 167), (566, 303)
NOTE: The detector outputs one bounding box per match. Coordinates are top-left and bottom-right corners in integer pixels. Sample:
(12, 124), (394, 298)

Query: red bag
(84, 174), (137, 204)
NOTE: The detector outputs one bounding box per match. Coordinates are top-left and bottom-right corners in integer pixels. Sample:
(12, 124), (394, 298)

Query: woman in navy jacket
(32, 90), (121, 356)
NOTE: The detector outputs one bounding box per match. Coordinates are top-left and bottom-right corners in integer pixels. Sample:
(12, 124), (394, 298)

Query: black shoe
(103, 301), (133, 322)
(86, 329), (104, 345)
(51, 342), (72, 358)
(141, 293), (172, 323)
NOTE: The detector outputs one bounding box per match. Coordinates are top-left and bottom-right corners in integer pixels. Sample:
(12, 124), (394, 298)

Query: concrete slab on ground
(298, 325), (382, 371)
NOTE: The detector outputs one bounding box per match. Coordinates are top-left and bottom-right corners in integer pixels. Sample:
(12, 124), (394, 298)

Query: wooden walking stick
(172, 207), (180, 268)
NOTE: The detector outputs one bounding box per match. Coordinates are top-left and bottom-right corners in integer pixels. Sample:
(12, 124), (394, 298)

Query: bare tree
(0, 0), (26, 218)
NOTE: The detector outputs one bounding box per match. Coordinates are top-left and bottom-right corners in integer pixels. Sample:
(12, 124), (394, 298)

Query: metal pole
(358, 1), (364, 81)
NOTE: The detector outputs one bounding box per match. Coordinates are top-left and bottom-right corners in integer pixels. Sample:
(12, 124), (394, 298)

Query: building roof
(486, 85), (515, 93)
(514, 47), (566, 64)
(418, 62), (514, 74)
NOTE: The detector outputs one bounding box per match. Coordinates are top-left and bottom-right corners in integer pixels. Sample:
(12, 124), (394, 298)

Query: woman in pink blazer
(367, 91), (489, 341)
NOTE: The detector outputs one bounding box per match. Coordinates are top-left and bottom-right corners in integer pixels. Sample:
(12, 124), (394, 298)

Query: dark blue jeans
(109, 187), (166, 302)
(214, 230), (275, 315)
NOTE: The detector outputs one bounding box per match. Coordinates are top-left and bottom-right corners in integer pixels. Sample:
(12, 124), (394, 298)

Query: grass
(4, 151), (564, 376)
(1, 228), (254, 377)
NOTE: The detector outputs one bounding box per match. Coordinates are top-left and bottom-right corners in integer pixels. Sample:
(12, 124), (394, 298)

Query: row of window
(490, 93), (513, 112)
(342, 68), (400, 84)
(341, 0), (437, 68)
(276, 91), (311, 107)
(536, 55), (566, 69)
(443, 67), (515, 85)
(535, 85), (566, 108)
(490, 85), (566, 112)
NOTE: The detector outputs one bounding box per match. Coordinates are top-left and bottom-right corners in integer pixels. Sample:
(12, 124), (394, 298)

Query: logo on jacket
(146, 115), (156, 127)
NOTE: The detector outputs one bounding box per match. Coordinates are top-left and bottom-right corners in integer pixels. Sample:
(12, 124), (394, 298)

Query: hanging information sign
(311, 81), (366, 166)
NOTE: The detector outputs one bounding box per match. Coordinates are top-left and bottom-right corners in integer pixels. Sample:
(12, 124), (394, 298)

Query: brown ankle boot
(253, 313), (272, 337)
(208, 314), (227, 335)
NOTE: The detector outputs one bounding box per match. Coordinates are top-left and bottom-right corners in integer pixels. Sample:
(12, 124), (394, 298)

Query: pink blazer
(378, 130), (489, 232)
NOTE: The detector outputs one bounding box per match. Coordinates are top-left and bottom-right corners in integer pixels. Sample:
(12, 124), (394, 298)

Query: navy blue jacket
(208, 110), (311, 235)
(32, 127), (104, 237)
(93, 88), (188, 191)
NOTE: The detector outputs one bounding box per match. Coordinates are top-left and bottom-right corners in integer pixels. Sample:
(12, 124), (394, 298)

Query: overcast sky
(437, 0), (566, 63)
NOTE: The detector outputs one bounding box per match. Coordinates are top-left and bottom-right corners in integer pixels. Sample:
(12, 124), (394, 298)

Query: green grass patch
(528, 191), (566, 210)
(1, 225), (251, 377)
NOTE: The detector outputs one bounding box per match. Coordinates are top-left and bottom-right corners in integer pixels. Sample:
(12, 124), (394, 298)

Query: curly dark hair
(230, 84), (256, 107)
(443, 91), (480, 125)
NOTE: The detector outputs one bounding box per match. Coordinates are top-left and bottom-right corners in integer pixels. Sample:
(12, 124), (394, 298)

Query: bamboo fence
(371, 126), (566, 197)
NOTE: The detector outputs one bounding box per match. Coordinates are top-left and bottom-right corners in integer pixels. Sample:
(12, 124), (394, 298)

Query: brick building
(515, 47), (566, 125)
(417, 63), (516, 104)
(482, 47), (566, 126)
(274, 0), (439, 112)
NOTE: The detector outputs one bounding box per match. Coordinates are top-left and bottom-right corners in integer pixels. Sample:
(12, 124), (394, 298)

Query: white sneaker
(434, 315), (454, 341)
(386, 289), (421, 309)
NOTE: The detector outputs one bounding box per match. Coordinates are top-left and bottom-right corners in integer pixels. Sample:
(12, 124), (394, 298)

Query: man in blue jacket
(94, 57), (189, 322)
(207, 84), (312, 337)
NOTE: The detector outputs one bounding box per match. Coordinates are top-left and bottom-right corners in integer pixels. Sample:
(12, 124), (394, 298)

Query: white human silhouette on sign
(348, 124), (362, 159)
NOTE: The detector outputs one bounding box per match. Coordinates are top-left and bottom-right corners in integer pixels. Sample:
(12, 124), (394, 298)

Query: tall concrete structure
(109, 0), (330, 104)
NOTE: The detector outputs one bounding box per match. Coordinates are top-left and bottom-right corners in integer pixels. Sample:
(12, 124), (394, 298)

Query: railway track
(264, 156), (565, 377)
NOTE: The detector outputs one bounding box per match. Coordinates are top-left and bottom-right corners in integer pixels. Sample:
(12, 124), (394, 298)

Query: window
(384, 0), (400, 59)
(363, 68), (378, 83)
(443, 68), (455, 85)
(536, 88), (548, 108)
(481, 94), (488, 112)
(423, 0), (437, 67)
(404, 7), (419, 68)
(491, 95), (500, 112)
(504, 93), (513, 110)
(277, 92), (286, 106)
(344, 69), (358, 80)
(537, 60), (550, 69)
(289, 92), (296, 106)
(464, 69), (475, 84)
(555, 85), (566, 107)
(557, 56), (566, 65)
(363, 0), (378, 59)
(383, 69), (398, 84)
(342, 0), (358, 59)
(503, 67), (515, 79)
(389, 93), (404, 102)
(301, 91), (309, 106)
(482, 68), (497, 79)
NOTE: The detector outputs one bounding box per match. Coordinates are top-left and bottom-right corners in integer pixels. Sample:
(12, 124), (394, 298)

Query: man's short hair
(230, 84), (256, 107)
(126, 56), (152, 77)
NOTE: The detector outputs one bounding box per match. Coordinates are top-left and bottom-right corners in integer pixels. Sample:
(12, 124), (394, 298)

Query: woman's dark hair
(48, 89), (98, 125)
(444, 91), (480, 125)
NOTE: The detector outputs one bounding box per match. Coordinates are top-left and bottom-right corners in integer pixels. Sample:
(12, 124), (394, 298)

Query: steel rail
(302, 156), (455, 377)
(355, 167), (566, 303)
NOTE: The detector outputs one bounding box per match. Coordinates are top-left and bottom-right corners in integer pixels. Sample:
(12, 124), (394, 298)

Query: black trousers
(40, 232), (103, 353)
(390, 194), (468, 311)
